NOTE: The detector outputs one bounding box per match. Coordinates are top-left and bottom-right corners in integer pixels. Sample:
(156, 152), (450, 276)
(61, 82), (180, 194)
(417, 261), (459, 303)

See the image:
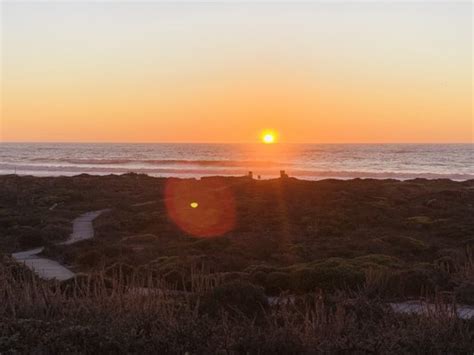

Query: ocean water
(0, 143), (472, 180)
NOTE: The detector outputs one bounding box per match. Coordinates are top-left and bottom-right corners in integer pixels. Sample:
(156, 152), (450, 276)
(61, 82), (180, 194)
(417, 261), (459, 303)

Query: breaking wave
(1, 143), (472, 180)
(28, 158), (283, 168)
(1, 163), (473, 181)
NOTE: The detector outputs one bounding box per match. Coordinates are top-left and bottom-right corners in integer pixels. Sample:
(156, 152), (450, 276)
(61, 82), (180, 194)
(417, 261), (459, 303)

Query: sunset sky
(1, 1), (472, 143)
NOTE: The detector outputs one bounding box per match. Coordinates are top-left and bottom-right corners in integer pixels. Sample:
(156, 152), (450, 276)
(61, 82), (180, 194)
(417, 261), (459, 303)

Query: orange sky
(1, 2), (472, 143)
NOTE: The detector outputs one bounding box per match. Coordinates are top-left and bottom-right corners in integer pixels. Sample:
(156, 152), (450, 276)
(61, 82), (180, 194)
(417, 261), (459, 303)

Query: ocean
(0, 143), (472, 180)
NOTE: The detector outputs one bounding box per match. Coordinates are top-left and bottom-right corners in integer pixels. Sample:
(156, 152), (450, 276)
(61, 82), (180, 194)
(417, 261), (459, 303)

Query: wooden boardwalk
(12, 209), (109, 281)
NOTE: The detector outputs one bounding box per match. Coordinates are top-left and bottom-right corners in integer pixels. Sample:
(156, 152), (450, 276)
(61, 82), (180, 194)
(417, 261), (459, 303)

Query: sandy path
(266, 296), (474, 319)
(390, 301), (474, 320)
(60, 209), (110, 245)
(11, 247), (75, 281)
(12, 209), (109, 281)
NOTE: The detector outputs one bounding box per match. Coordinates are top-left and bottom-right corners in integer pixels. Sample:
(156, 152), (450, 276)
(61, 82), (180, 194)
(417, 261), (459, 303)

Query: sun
(261, 131), (276, 144)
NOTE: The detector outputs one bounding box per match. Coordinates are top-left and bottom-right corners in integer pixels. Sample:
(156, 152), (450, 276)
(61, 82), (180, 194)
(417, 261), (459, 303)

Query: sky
(1, 1), (472, 143)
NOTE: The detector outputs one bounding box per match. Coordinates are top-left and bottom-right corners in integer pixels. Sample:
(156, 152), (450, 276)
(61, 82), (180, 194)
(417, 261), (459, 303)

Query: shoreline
(1, 172), (474, 182)
(2, 142), (472, 181)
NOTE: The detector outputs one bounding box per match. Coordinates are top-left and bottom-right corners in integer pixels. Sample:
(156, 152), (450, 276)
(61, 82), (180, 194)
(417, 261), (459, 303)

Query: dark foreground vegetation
(1, 174), (474, 352)
(1, 257), (474, 353)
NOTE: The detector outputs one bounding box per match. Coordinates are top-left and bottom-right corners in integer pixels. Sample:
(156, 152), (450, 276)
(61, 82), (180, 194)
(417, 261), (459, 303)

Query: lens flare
(165, 178), (235, 238)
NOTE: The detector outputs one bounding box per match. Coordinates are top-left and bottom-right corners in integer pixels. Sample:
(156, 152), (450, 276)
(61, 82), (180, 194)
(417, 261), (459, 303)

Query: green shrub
(17, 227), (45, 249)
(387, 263), (450, 297)
(244, 264), (277, 274)
(353, 254), (401, 267)
(291, 261), (365, 292)
(40, 224), (70, 243)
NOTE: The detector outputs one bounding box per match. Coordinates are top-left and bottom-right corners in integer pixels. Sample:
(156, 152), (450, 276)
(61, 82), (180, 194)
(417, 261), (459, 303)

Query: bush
(291, 261), (365, 292)
(250, 270), (267, 285)
(220, 272), (250, 283)
(17, 226), (45, 249)
(264, 272), (292, 294)
(406, 216), (433, 225)
(383, 236), (429, 255)
(387, 263), (450, 297)
(201, 280), (268, 316)
(455, 282), (474, 304)
(76, 250), (103, 269)
(353, 254), (401, 268)
(40, 224), (70, 243)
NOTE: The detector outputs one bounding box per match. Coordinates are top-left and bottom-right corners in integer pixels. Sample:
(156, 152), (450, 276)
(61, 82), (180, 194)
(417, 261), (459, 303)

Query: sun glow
(262, 131), (276, 144)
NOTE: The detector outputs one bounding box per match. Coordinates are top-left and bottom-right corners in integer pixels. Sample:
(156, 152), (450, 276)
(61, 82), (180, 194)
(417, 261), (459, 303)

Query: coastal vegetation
(1, 174), (474, 352)
(1, 256), (473, 353)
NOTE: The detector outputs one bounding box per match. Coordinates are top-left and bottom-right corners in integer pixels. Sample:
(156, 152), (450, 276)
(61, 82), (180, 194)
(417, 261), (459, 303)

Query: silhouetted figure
(280, 170), (288, 179)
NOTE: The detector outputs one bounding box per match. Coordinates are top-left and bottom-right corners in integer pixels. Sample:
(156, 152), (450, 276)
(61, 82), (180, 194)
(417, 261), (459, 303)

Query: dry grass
(1, 257), (473, 354)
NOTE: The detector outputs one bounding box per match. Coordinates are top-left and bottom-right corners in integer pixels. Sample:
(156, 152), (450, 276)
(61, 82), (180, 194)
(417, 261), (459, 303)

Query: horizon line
(0, 140), (472, 145)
